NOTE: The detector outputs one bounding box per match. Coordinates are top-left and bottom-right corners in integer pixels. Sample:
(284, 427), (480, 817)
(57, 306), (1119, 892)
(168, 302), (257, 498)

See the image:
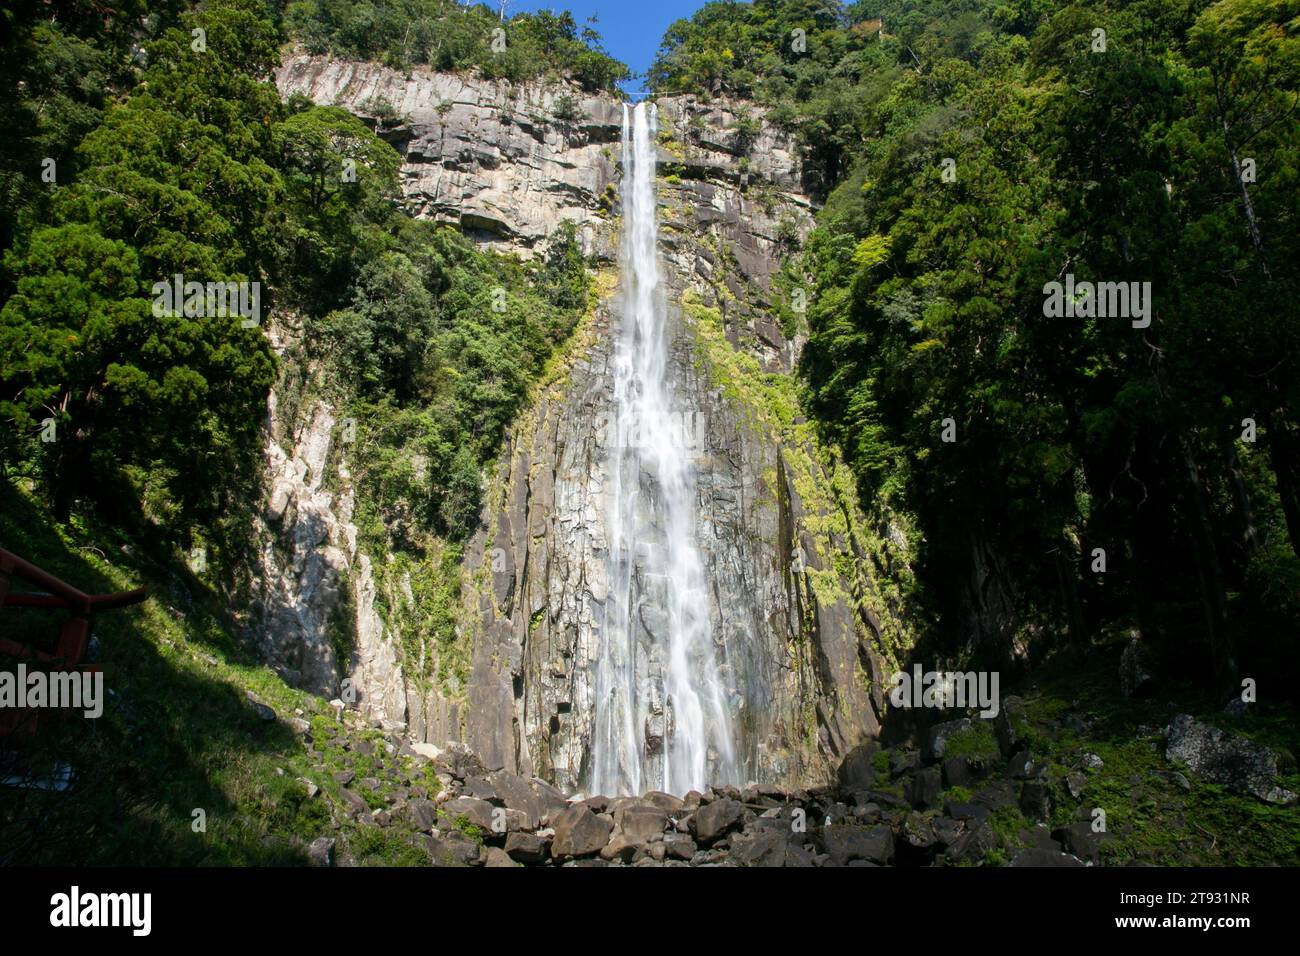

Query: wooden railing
(0, 548), (148, 736)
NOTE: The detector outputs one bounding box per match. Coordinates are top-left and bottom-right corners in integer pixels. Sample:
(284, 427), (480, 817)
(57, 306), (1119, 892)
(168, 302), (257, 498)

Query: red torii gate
(0, 547), (147, 737)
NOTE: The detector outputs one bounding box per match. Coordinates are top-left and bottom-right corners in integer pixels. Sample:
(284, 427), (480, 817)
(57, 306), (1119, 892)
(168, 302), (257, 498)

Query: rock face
(451, 91), (908, 793)
(275, 54), (622, 257)
(265, 58), (912, 794)
(242, 384), (408, 732)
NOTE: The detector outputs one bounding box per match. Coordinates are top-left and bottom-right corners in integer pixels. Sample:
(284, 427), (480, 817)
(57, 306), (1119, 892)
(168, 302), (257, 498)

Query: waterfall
(589, 102), (739, 797)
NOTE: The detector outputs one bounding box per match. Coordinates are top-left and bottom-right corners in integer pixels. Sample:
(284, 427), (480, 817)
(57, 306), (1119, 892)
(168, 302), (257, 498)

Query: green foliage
(1, 0), (287, 527)
(642, 0), (1300, 690)
(943, 723), (999, 761)
(284, 0), (630, 92)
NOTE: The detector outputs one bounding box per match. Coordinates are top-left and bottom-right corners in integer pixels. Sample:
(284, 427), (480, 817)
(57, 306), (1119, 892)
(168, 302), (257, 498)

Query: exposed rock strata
(263, 59), (911, 793)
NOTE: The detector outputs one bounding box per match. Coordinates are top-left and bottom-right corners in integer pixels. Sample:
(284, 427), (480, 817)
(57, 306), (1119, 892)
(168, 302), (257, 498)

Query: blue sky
(509, 0), (709, 98)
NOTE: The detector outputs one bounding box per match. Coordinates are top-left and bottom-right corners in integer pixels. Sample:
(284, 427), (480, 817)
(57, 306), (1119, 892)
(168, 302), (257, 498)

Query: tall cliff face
(259, 56), (912, 792)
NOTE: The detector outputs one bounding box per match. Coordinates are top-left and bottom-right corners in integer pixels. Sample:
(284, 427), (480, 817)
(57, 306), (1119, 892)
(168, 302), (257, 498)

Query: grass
(0, 478), (439, 866)
(1001, 645), (1300, 866)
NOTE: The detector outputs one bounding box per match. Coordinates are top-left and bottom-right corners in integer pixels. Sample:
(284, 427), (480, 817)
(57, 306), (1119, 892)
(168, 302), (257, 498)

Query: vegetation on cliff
(654, 0), (1300, 707)
(285, 0), (631, 91)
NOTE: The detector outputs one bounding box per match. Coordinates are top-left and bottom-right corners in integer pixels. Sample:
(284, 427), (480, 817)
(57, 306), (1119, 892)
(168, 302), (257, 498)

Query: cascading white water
(589, 102), (739, 797)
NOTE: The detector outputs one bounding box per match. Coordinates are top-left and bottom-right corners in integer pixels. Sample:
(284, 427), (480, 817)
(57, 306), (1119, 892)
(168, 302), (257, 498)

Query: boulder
(897, 812), (940, 866)
(551, 804), (614, 858)
(406, 799), (440, 831)
(1165, 714), (1297, 805)
(662, 832), (697, 861)
(837, 742), (881, 791)
(601, 806), (669, 861)
(425, 831), (481, 866)
(927, 718), (973, 761)
(890, 749), (921, 778)
(943, 800), (990, 824)
(504, 831), (551, 864)
(906, 766), (942, 810)
(338, 788), (369, 817)
(822, 824), (894, 866)
(994, 696), (1026, 757)
(487, 770), (544, 828)
(728, 828), (789, 866)
(693, 797), (746, 845)
(1019, 781), (1052, 822)
(643, 790), (686, 812)
(1120, 635), (1156, 698)
(1008, 751), (1037, 780)
(944, 820), (998, 865)
(1052, 821), (1109, 862)
(441, 796), (497, 833)
(1065, 771), (1088, 799)
(306, 837), (334, 867)
(483, 847), (520, 867)
(410, 741), (443, 761)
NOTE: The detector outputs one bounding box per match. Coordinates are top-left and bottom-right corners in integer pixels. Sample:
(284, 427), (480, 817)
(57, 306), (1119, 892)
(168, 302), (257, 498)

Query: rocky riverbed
(285, 685), (1295, 867)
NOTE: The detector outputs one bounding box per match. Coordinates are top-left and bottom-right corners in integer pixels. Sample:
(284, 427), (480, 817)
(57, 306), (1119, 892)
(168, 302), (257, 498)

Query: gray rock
(426, 831), (481, 866)
(906, 766), (942, 810)
(1066, 771), (1088, 799)
(1120, 634), (1156, 698)
(890, 749), (921, 778)
(406, 799), (440, 831)
(943, 801), (990, 824)
(286, 717), (311, 735)
(1165, 714), (1297, 804)
(440, 796), (497, 833)
(729, 828), (789, 866)
(945, 821), (999, 864)
(822, 824), (894, 866)
(927, 718), (972, 761)
(994, 696), (1026, 757)
(307, 837), (335, 866)
(1008, 750), (1037, 780)
(1019, 781), (1052, 822)
(898, 812), (940, 865)
(838, 742), (881, 791)
(943, 755), (989, 789)
(1052, 821), (1109, 862)
(484, 771), (543, 828)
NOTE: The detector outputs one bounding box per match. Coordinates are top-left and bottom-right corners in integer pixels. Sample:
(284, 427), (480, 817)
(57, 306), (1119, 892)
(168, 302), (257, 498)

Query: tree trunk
(1262, 410), (1300, 561)
(1054, 541), (1087, 646)
(1180, 436), (1238, 699)
(1228, 446), (1262, 556)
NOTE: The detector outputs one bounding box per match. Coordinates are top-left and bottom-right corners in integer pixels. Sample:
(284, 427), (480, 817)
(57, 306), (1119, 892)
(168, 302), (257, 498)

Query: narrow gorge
(254, 56), (911, 799)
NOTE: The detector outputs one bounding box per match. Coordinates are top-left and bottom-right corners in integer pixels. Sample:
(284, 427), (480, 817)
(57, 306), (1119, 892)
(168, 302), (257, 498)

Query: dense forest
(0, 0), (597, 552)
(652, 0), (1300, 700)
